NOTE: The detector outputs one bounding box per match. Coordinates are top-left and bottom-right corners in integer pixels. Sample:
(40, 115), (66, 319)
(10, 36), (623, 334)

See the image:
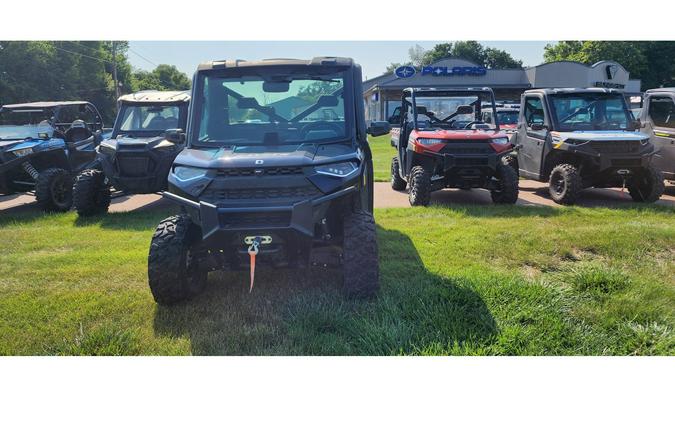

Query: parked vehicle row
(391, 86), (669, 206)
(1, 59), (672, 306)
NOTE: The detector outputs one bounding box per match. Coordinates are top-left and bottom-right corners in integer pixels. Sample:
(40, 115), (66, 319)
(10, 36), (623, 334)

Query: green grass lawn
(369, 134), (395, 182)
(1, 204), (673, 355)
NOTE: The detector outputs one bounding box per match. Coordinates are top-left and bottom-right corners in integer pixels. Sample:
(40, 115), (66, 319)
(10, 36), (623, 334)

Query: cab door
(517, 94), (550, 180)
(643, 94), (675, 179)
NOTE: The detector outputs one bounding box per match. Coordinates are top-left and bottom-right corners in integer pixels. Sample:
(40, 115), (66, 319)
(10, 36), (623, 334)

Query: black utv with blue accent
(0, 101), (105, 211)
(147, 57), (390, 304)
(73, 91), (190, 216)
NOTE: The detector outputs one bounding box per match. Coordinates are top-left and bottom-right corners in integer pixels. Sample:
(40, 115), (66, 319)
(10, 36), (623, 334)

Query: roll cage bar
(402, 87), (501, 131)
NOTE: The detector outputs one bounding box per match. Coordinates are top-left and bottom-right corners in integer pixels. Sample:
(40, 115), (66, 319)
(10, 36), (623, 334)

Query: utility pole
(112, 41), (120, 99)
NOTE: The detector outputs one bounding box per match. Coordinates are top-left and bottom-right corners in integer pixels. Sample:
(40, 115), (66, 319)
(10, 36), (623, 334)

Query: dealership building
(363, 58), (642, 121)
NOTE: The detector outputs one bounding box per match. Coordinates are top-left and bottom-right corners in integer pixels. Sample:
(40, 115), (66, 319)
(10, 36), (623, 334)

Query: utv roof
(118, 90), (190, 104)
(523, 88), (622, 95)
(197, 57), (354, 71)
(645, 87), (675, 94)
(1, 101), (93, 110)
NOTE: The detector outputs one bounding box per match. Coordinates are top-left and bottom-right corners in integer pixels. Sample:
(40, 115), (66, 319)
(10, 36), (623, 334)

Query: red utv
(389, 87), (519, 206)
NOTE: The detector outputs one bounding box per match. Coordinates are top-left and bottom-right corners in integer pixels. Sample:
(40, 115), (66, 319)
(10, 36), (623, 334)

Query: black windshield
(192, 68), (352, 146)
(549, 93), (633, 131)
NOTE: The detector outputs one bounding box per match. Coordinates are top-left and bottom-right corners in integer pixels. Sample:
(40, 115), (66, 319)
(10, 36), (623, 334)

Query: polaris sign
(395, 65), (487, 78)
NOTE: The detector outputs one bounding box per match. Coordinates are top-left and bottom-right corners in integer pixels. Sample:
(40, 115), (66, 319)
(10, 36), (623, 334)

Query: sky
(127, 41), (554, 80)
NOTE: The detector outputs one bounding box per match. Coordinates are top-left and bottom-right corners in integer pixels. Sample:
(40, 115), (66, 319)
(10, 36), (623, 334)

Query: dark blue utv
(0, 101), (106, 211)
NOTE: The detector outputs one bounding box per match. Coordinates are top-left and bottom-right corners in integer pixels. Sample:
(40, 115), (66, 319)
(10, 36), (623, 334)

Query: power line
(128, 48), (158, 67)
(52, 45), (113, 65)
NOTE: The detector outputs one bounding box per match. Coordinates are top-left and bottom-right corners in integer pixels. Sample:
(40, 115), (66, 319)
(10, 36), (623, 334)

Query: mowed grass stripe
(0, 204), (673, 355)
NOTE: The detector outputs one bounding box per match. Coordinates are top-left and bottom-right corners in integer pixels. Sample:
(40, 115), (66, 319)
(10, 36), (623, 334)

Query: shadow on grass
(73, 206), (180, 231)
(153, 225), (497, 355)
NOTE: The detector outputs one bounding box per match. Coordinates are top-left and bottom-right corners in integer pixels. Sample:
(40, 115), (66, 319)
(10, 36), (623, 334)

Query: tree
(0, 41), (134, 124)
(131, 64), (191, 92)
(384, 41), (523, 74)
(421, 43), (453, 66)
(543, 41), (675, 89)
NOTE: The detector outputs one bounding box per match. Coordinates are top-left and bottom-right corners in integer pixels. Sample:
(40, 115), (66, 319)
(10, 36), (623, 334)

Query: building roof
(1, 101), (92, 110)
(364, 58), (642, 94)
(118, 90), (190, 104)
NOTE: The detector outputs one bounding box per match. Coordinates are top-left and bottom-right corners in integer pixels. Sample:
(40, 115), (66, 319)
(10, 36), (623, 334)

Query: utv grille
(611, 158), (642, 167)
(589, 141), (640, 154)
(217, 167), (304, 177)
(220, 211), (291, 229)
(116, 156), (151, 177)
(455, 157), (489, 166)
(208, 186), (319, 202)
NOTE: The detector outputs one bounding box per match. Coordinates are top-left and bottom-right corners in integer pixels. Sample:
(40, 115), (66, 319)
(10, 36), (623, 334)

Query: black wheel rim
(51, 175), (70, 207)
(551, 173), (565, 195)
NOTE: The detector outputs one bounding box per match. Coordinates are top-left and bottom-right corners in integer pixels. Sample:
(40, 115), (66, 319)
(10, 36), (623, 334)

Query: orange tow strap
(248, 240), (259, 293)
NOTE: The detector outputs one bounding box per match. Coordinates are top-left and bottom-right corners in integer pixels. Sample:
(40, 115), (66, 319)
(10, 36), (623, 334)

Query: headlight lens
(173, 166), (208, 181)
(315, 161), (358, 178)
(491, 137), (510, 145)
(12, 147), (33, 157)
(416, 138), (443, 146)
(564, 139), (589, 146)
(154, 140), (176, 149)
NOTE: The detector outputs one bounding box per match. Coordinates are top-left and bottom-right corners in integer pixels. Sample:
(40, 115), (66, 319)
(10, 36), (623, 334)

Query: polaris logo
(395, 66), (416, 78)
(605, 64), (618, 80)
(255, 159), (264, 165)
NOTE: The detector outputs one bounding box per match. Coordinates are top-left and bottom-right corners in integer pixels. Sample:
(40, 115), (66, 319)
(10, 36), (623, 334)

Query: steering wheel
(299, 121), (343, 140)
(463, 121), (483, 129)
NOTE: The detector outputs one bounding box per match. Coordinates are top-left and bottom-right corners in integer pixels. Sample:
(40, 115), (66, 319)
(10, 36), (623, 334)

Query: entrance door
(517, 95), (550, 180)
(644, 94), (675, 179)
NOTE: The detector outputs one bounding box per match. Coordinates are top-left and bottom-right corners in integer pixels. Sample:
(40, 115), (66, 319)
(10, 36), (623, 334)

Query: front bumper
(164, 184), (357, 240)
(564, 145), (657, 172)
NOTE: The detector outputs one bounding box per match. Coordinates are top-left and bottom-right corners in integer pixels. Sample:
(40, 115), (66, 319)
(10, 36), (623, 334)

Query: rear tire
(390, 157), (407, 191)
(548, 164), (582, 205)
(628, 163), (664, 203)
(35, 167), (73, 212)
(342, 210), (379, 299)
(490, 164), (519, 204)
(408, 166), (432, 206)
(73, 169), (111, 216)
(148, 214), (207, 305)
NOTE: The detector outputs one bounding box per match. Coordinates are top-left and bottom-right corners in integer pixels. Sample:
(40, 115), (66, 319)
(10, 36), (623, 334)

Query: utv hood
(174, 142), (357, 169)
(551, 131), (649, 142)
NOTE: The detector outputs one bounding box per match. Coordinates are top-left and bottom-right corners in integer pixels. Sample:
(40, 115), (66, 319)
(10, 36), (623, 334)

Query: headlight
(416, 138), (443, 146)
(12, 147), (33, 157)
(154, 140), (176, 149)
(564, 139), (589, 146)
(315, 161), (358, 178)
(639, 137), (650, 146)
(173, 165), (208, 181)
(491, 137), (509, 145)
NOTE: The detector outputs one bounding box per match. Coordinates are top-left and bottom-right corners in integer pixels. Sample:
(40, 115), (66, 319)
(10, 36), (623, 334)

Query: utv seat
(65, 120), (92, 143)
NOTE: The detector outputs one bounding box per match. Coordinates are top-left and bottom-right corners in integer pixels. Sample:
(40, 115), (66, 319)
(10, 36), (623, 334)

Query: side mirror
(366, 121), (391, 137)
(530, 123), (547, 131)
(632, 119), (646, 129)
(165, 128), (186, 143)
